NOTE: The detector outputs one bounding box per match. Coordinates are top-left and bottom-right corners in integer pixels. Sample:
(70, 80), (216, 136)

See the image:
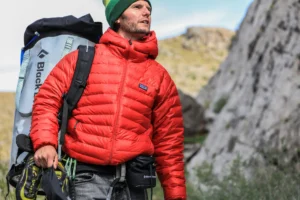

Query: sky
(0, 0), (253, 92)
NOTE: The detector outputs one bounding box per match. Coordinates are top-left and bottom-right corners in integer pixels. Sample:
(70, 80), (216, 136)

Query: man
(30, 0), (186, 199)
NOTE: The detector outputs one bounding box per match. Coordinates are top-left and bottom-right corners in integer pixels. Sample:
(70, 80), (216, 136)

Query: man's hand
(34, 145), (58, 169)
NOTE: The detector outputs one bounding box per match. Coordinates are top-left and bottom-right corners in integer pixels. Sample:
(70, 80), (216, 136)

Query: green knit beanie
(103, 0), (151, 28)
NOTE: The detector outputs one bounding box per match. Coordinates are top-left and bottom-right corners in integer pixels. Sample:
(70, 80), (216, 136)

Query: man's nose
(142, 7), (151, 16)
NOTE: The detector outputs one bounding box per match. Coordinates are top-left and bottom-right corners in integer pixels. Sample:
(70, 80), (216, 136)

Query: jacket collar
(99, 28), (158, 62)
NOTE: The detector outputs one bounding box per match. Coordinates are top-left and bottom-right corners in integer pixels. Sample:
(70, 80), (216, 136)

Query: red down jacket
(30, 28), (186, 199)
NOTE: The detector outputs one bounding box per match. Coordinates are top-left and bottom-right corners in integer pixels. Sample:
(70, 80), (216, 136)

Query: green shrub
(213, 96), (228, 113)
(187, 158), (300, 200)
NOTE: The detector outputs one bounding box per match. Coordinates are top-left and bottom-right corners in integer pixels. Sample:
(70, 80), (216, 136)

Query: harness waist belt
(76, 162), (116, 175)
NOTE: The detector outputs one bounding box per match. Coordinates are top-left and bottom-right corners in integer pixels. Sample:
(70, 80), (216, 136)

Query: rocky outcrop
(178, 89), (206, 137)
(182, 27), (234, 53)
(188, 0), (300, 178)
(177, 90), (205, 163)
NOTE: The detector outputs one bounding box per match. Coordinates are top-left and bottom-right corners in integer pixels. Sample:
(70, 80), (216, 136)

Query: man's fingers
(53, 154), (58, 169)
(39, 156), (48, 168)
(34, 157), (41, 167)
(34, 154), (44, 167)
(46, 155), (54, 168)
(33, 145), (57, 168)
(34, 154), (39, 166)
(34, 153), (50, 168)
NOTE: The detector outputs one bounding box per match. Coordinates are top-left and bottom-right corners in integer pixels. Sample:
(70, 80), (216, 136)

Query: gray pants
(74, 172), (148, 200)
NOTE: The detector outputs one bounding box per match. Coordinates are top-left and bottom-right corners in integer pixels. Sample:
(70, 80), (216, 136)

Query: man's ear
(113, 18), (121, 32)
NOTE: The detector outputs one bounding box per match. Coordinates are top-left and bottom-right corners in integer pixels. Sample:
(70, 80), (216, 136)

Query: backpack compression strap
(58, 45), (95, 159)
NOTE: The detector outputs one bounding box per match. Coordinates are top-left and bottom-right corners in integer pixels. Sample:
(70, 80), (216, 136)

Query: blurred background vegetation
(2, 0), (300, 199)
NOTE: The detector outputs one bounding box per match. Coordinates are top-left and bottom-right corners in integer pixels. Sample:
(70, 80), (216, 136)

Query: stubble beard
(124, 22), (150, 35)
(120, 16), (150, 35)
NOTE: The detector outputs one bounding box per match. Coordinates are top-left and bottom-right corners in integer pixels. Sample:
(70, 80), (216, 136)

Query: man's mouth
(140, 20), (149, 24)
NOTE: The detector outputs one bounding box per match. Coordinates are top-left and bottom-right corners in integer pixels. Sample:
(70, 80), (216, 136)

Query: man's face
(116, 0), (152, 37)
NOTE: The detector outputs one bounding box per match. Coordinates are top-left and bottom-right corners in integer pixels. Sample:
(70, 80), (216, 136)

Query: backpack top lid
(24, 14), (103, 47)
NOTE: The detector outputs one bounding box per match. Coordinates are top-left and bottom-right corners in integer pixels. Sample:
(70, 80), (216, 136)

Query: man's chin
(136, 27), (150, 34)
(135, 31), (150, 37)
(128, 28), (151, 39)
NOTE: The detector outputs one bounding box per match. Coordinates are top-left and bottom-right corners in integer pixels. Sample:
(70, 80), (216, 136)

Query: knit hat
(103, 0), (151, 28)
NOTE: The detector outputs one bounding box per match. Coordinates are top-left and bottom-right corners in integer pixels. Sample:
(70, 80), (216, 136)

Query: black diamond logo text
(38, 49), (49, 58)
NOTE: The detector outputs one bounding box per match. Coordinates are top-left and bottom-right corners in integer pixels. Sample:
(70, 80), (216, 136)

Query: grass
(184, 134), (207, 144)
(0, 93), (15, 162)
(0, 162), (13, 199)
(187, 158), (300, 200)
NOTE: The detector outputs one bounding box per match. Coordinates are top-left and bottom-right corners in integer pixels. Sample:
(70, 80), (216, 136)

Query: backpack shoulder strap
(59, 45), (95, 157)
(66, 45), (95, 111)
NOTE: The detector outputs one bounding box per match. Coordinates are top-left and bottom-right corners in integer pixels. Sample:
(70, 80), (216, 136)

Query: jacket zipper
(109, 41), (131, 164)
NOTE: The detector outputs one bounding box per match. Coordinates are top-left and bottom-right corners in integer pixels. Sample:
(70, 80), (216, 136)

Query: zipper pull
(129, 39), (132, 45)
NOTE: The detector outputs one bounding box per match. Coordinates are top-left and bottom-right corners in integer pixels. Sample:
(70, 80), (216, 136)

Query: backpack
(6, 14), (102, 199)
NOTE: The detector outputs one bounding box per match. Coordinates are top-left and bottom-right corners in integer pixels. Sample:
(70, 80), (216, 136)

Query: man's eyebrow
(131, 2), (142, 6)
(131, 2), (150, 7)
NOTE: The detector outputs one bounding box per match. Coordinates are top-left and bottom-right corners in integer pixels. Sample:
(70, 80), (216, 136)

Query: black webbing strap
(59, 98), (69, 146)
(59, 45), (95, 146)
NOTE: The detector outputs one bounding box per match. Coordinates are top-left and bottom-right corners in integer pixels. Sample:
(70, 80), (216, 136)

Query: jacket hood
(99, 28), (158, 62)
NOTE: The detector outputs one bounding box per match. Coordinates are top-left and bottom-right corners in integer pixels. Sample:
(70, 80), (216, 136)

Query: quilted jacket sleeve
(30, 51), (78, 151)
(152, 72), (186, 200)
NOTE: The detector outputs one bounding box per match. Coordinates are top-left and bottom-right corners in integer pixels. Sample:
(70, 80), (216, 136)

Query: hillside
(157, 27), (235, 96)
(0, 93), (15, 161)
